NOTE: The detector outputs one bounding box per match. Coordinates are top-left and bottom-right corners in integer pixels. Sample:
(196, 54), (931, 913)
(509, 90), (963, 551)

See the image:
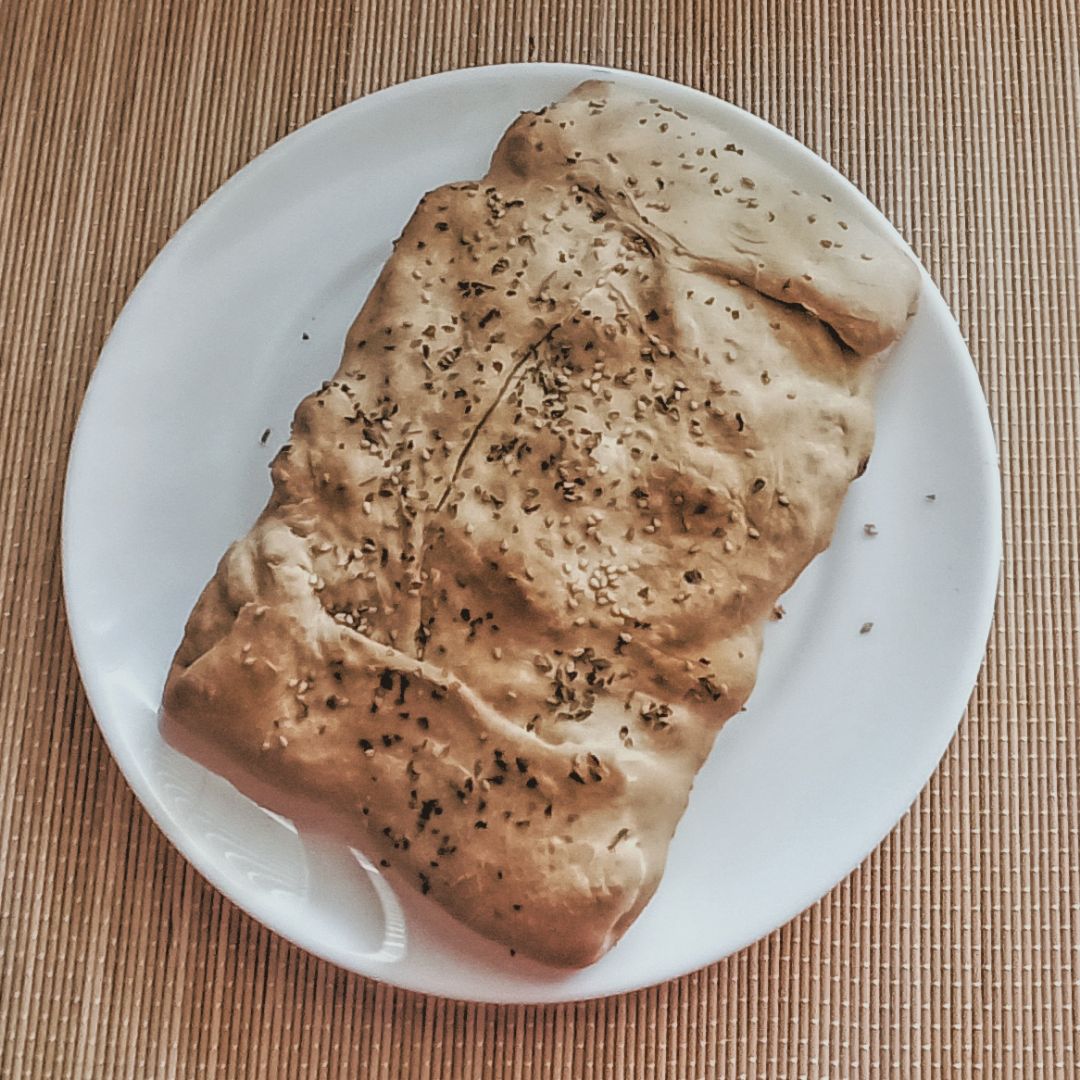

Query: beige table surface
(2, 1), (1077, 1076)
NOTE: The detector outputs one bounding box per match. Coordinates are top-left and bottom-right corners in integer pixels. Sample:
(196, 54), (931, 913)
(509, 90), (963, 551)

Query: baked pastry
(163, 80), (920, 966)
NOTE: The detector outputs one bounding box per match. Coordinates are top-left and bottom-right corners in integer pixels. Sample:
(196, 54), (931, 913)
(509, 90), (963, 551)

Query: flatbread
(162, 80), (920, 966)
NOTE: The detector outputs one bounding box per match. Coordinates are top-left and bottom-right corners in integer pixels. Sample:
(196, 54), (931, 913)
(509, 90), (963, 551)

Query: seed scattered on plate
(860, 621), (874, 634)
(863, 523), (878, 536)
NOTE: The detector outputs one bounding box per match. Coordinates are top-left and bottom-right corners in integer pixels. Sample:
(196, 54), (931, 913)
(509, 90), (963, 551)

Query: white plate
(63, 64), (1000, 1003)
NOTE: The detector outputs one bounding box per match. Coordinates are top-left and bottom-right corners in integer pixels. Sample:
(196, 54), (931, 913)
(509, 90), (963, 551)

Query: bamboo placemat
(2, 1), (1077, 1075)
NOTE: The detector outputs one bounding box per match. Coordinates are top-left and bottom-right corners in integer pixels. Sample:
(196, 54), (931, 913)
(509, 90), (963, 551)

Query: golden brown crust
(162, 81), (920, 967)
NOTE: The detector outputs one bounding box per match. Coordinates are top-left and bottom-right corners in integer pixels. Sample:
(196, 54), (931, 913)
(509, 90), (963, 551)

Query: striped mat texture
(1, 1), (1076, 1076)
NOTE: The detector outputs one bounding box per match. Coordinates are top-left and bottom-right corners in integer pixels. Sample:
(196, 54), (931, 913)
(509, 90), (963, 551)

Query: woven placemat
(2, 1), (1076, 1075)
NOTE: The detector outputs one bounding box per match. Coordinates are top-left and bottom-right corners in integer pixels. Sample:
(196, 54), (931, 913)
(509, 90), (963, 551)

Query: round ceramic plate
(63, 64), (1000, 1003)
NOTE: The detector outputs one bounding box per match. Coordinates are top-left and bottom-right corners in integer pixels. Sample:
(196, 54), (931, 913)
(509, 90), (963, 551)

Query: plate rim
(62, 61), (1002, 1003)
